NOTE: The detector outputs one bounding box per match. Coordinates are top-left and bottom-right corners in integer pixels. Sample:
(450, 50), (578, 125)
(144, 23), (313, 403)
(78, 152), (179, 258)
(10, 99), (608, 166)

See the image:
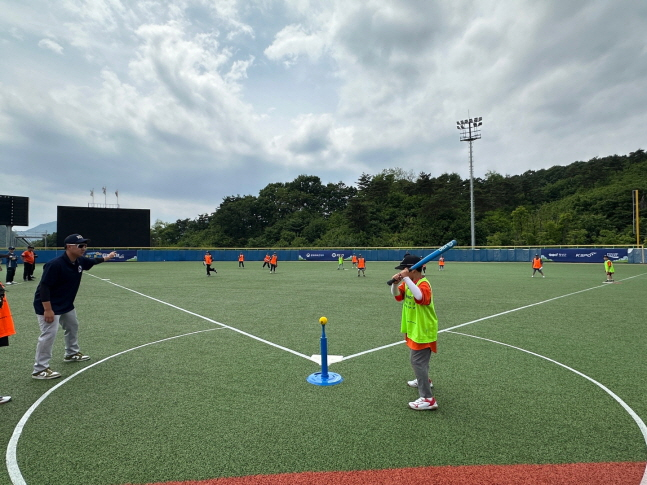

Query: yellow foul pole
(635, 190), (644, 264)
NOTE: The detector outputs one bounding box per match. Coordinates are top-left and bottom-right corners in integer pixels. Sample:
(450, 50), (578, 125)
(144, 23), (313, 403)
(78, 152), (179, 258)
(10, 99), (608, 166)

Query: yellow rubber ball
(319, 316), (328, 325)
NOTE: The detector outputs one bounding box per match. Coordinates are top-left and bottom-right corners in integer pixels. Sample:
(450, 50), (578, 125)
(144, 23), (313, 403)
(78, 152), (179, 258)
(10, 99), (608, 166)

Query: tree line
(32, 149), (647, 248)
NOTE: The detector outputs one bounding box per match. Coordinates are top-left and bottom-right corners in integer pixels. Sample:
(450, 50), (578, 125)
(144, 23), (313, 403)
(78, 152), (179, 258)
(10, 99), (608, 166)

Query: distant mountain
(16, 221), (57, 236)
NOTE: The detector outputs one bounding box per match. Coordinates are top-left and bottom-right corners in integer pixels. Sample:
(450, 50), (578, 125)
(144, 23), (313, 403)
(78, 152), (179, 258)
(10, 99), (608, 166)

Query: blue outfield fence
(11, 247), (646, 265)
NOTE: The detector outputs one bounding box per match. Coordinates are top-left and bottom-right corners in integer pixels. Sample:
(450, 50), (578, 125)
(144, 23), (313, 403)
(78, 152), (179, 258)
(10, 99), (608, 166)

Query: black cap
(395, 254), (422, 270)
(28, 245), (34, 249)
(64, 234), (90, 245)
(8, 246), (15, 250)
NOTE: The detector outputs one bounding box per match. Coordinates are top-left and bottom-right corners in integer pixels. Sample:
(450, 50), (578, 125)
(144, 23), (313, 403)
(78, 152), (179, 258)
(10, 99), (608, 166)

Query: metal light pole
(457, 116), (483, 248)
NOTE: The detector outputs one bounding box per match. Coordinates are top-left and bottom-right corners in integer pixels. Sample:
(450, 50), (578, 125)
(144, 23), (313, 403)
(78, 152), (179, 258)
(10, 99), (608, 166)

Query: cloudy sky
(2, 0), (646, 229)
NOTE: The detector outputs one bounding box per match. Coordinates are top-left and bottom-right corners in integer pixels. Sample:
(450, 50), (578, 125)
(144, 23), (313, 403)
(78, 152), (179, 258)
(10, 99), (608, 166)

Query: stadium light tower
(456, 116), (483, 248)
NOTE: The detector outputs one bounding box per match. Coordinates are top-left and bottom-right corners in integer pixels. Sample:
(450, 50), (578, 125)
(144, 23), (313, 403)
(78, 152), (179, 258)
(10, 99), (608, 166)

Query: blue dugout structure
(21, 247), (646, 264)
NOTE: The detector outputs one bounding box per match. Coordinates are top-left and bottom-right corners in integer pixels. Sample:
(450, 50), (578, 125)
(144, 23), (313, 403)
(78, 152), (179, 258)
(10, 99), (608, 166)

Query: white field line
(6, 328), (227, 485)
(445, 330), (647, 485)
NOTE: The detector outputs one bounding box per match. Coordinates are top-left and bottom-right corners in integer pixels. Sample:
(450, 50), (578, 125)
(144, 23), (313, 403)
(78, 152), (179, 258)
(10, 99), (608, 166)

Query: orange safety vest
(357, 257), (365, 269)
(438, 257), (444, 266)
(352, 255), (358, 264)
(204, 254), (213, 265)
(22, 250), (35, 264)
(0, 285), (16, 340)
(264, 255), (270, 263)
(532, 257), (542, 269)
(239, 254), (244, 262)
(270, 254), (278, 265)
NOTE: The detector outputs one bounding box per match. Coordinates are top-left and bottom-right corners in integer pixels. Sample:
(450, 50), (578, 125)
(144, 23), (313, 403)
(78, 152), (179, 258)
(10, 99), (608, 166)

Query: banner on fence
(87, 250), (138, 262)
(540, 248), (628, 263)
(297, 250), (352, 261)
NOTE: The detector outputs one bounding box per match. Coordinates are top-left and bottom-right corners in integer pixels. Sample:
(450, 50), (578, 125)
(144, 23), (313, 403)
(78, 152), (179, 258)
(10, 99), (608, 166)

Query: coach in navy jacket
(31, 234), (116, 380)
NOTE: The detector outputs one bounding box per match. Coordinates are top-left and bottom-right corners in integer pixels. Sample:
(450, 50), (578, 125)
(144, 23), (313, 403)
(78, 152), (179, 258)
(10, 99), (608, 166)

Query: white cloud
(38, 38), (64, 54)
(264, 24), (326, 66)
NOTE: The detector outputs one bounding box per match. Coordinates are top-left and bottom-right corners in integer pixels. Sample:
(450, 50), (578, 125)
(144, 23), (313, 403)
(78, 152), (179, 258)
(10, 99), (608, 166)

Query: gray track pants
(34, 309), (81, 373)
(410, 347), (434, 399)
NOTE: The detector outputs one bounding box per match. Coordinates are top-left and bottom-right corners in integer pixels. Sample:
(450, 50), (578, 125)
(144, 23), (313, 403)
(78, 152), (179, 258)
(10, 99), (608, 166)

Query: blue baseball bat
(387, 239), (457, 285)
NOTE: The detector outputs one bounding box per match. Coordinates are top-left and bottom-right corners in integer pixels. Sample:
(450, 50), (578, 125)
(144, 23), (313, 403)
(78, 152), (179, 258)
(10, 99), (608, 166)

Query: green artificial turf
(0, 260), (645, 484)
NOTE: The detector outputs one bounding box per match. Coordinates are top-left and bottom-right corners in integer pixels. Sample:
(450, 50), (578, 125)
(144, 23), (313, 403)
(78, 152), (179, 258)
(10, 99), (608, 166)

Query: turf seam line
(445, 330), (647, 485)
(343, 272), (647, 361)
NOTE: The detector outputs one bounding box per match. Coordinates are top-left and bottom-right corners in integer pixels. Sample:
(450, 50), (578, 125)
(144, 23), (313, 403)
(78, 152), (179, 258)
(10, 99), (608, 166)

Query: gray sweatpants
(410, 347), (434, 399)
(34, 309), (81, 373)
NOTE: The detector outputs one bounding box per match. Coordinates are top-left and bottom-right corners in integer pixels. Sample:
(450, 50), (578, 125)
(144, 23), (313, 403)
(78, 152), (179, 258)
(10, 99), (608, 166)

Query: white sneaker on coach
(32, 368), (61, 380)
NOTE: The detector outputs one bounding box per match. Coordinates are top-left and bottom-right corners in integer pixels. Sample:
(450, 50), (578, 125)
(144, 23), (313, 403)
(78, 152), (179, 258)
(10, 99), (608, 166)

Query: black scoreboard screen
(0, 195), (29, 226)
(57, 206), (150, 247)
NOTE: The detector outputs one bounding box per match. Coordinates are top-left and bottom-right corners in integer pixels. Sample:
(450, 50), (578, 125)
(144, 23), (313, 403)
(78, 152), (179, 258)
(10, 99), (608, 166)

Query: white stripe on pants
(34, 309), (81, 373)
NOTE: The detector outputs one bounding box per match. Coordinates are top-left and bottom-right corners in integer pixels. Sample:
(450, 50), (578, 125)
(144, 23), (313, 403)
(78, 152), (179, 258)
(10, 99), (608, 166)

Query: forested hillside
(151, 150), (646, 247)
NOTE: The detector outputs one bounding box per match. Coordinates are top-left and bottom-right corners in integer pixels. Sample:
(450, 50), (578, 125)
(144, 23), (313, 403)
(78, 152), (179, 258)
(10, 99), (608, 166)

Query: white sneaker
(407, 378), (433, 388)
(408, 397), (438, 410)
(0, 396), (11, 404)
